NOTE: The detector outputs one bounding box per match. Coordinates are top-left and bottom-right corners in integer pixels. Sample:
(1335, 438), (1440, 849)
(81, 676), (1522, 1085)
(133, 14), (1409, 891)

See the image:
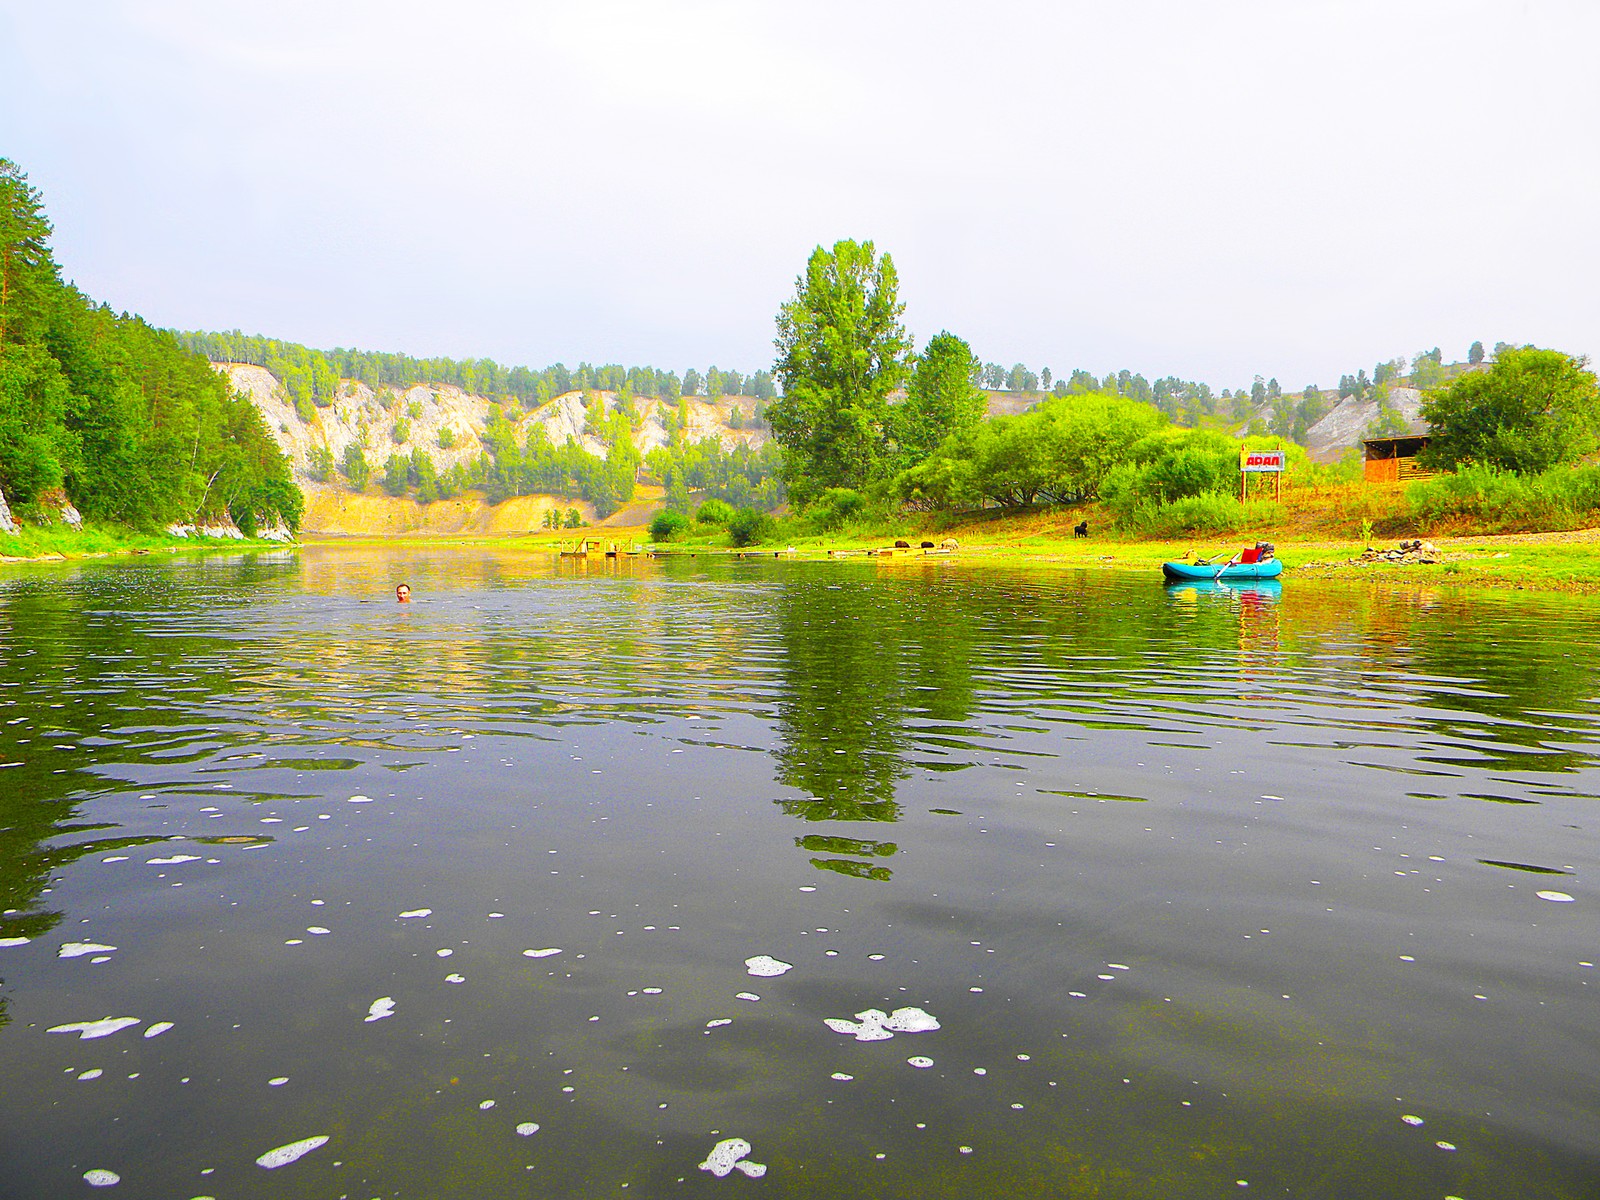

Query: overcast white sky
(2, 0), (1596, 390)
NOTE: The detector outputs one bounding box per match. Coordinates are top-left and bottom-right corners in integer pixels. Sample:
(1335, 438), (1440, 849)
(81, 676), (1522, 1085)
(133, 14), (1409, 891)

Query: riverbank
(0, 524), (290, 564)
(300, 524), (1600, 594)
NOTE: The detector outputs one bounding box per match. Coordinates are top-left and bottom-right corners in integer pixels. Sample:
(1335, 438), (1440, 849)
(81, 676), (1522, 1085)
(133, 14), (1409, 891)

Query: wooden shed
(1363, 419), (1434, 483)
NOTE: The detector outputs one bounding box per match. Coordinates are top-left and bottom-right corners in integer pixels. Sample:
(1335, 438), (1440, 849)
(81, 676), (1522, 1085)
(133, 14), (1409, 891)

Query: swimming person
(396, 583), (411, 603)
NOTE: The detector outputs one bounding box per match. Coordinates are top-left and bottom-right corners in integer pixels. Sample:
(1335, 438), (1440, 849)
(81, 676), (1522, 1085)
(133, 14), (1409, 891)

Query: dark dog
(1073, 521), (1089, 538)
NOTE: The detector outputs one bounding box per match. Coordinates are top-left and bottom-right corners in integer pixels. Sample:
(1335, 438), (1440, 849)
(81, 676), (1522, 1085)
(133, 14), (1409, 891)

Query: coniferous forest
(0, 159), (301, 534)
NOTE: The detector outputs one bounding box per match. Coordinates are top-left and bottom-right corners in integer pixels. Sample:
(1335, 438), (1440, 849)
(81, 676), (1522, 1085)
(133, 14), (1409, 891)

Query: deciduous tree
(769, 239), (911, 501)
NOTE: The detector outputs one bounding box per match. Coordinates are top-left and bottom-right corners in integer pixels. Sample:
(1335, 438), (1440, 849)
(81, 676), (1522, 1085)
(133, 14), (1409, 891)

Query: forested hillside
(0, 160), (301, 534)
(223, 359), (783, 520)
(176, 330), (776, 418)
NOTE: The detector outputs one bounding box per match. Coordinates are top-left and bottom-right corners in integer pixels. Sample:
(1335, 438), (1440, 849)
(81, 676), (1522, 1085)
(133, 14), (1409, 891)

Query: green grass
(0, 522), (284, 562)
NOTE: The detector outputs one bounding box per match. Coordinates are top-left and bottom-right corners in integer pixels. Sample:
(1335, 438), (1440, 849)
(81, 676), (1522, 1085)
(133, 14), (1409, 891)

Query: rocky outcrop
(220, 363), (769, 485)
(0, 484), (14, 535)
(1303, 387), (1427, 462)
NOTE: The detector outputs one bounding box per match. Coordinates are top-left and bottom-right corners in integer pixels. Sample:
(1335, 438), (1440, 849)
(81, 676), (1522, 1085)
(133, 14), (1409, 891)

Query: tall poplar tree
(769, 239), (911, 502)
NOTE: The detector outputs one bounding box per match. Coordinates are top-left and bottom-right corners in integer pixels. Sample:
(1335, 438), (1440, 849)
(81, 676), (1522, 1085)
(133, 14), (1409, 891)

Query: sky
(2, 0), (1597, 391)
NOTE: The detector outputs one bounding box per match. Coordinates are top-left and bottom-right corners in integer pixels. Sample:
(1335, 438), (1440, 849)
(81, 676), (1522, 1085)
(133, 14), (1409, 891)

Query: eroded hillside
(224, 363), (769, 483)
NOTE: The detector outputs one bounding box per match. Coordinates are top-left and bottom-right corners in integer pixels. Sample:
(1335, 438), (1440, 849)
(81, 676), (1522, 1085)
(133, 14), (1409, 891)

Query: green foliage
(1407, 462), (1600, 532)
(807, 487), (868, 531)
(649, 510), (690, 541)
(727, 507), (775, 546)
(1101, 430), (1303, 519)
(306, 445), (335, 482)
(694, 497), (736, 527)
(564, 507), (582, 528)
(341, 444), (370, 491)
(382, 452), (409, 496)
(769, 239), (912, 502)
(1468, 340), (1485, 366)
(894, 393), (1165, 510)
(0, 159), (300, 531)
(436, 426), (455, 449)
(1420, 346), (1600, 474)
(896, 331), (986, 467)
(392, 419), (410, 444)
(1112, 493), (1274, 538)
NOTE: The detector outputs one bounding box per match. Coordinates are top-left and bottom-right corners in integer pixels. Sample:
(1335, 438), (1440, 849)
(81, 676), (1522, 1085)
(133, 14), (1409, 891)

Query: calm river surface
(1, 546), (1596, 1198)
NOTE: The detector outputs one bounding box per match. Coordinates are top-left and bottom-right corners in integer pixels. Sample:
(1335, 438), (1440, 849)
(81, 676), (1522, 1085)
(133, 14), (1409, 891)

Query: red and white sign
(1239, 449), (1286, 473)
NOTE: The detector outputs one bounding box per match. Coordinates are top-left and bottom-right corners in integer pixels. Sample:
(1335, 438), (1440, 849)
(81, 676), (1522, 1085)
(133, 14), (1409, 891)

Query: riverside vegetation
(0, 160), (301, 544)
(6, 159), (1600, 576)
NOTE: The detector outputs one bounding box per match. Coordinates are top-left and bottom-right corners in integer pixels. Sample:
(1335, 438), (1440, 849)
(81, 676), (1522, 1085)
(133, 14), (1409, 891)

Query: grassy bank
(325, 519), (1600, 596)
(0, 523), (289, 563)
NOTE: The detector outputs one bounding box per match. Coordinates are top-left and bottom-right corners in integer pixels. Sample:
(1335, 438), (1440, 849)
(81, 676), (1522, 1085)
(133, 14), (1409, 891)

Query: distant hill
(222, 363), (769, 487)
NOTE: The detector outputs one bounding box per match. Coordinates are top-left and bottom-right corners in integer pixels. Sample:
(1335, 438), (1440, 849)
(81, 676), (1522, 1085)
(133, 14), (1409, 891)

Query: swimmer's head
(396, 583), (412, 602)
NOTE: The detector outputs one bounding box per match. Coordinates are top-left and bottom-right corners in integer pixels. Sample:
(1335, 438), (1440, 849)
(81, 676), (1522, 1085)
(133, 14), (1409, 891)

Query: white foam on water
(144, 1022), (174, 1038)
(824, 1011), (895, 1041)
(488, 912), (505, 918)
(524, 948), (562, 958)
(867, 954), (885, 961)
(146, 855), (200, 865)
(0, 936), (29, 948)
(699, 1137), (765, 1179)
(436, 948), (453, 957)
(48, 1017), (140, 1040)
(60, 942), (118, 958)
(348, 795), (373, 803)
(365, 997), (395, 1022)
(736, 992), (759, 1002)
(642, 987), (663, 994)
(268, 1077), (288, 1086)
(907, 1056), (933, 1068)
(1436, 1141), (1456, 1151)
(306, 927), (330, 935)
(706, 1019), (732, 1028)
(255, 1135), (329, 1169)
(479, 1100), (496, 1110)
(83, 1169), (120, 1186)
(78, 1068), (104, 1080)
(101, 856), (129, 864)
(398, 909), (432, 919)
(1401, 1115), (1424, 1126)
(959, 1146), (973, 1155)
(744, 955), (792, 977)
(516, 1122), (540, 1136)
(445, 973), (465, 983)
(831, 1072), (853, 1081)
(884, 1007), (940, 1032)
(1537, 890), (1576, 902)
(825, 1006), (940, 1041)
(798, 886), (816, 892)
(1108, 964), (1130, 971)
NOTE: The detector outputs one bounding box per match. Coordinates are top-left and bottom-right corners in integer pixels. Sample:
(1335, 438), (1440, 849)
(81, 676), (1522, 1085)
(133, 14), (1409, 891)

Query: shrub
(392, 419), (410, 444)
(649, 510), (690, 541)
(1407, 462), (1600, 532)
(807, 487), (867, 531)
(695, 497), (736, 527)
(437, 427), (456, 449)
(727, 507), (775, 546)
(1113, 494), (1271, 538)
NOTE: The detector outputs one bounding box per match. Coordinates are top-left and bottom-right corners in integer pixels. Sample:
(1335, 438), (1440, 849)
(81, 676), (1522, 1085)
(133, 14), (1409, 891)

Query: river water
(0, 546), (1596, 1198)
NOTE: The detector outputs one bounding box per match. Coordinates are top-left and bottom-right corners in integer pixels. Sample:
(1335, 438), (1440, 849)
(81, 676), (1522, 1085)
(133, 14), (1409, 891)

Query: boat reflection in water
(1162, 577), (1283, 603)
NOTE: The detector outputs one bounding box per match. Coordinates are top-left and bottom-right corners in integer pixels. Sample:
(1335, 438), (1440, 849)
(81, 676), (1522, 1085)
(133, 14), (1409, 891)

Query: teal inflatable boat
(1162, 543), (1282, 582)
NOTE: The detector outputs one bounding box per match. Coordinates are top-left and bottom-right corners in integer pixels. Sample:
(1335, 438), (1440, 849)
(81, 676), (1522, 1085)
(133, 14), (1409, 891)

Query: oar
(1213, 551), (1241, 581)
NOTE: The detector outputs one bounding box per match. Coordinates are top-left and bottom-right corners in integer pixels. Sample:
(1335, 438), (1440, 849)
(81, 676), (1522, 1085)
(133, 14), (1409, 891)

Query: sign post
(1239, 448), (1286, 503)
